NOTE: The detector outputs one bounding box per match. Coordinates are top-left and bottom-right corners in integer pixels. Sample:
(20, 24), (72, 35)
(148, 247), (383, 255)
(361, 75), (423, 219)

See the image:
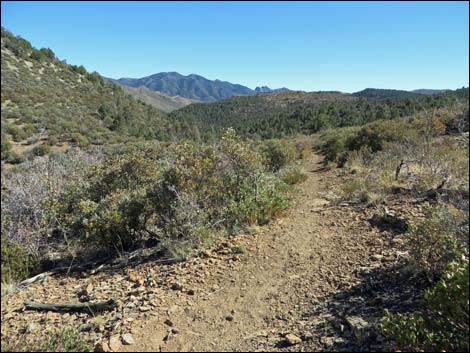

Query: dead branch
(24, 299), (117, 315)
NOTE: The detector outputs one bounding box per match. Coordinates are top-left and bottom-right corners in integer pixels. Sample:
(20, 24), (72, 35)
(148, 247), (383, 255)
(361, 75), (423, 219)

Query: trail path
(121, 154), (408, 352)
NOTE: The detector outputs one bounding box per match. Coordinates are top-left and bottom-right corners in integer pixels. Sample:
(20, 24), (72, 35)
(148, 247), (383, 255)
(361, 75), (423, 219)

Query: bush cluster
(19, 130), (290, 264)
(261, 139), (297, 172)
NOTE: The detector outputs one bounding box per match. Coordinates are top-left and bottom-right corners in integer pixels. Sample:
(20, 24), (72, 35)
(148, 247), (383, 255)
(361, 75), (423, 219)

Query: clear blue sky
(1, 1), (469, 92)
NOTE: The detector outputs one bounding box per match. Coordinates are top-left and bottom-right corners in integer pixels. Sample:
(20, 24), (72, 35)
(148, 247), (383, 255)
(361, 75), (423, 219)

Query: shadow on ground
(302, 262), (429, 352)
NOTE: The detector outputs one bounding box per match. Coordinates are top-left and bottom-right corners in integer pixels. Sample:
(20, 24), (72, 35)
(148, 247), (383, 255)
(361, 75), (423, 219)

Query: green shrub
(294, 137), (313, 159)
(405, 205), (468, 281)
(1, 133), (13, 160)
(70, 132), (90, 147)
(4, 151), (25, 164)
(5, 125), (27, 142)
(60, 130), (290, 254)
(47, 135), (58, 146)
(231, 245), (246, 254)
(262, 139), (297, 172)
(381, 261), (469, 352)
(321, 136), (347, 166)
(279, 165), (308, 185)
(229, 173), (289, 226)
(1, 242), (38, 283)
(29, 143), (51, 157)
(41, 327), (92, 352)
(345, 126), (385, 153)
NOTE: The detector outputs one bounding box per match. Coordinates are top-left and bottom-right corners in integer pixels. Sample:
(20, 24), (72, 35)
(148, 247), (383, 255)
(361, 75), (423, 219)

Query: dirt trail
(120, 154), (405, 352)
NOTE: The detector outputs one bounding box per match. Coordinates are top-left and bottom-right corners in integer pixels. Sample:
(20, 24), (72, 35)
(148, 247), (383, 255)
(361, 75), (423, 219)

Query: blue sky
(1, 1), (468, 92)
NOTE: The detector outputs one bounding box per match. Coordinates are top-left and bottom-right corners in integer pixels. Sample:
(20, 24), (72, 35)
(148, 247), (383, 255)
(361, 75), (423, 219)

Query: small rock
(80, 323), (93, 332)
(86, 283), (94, 293)
(302, 332), (314, 341)
(371, 254), (383, 261)
(171, 328), (180, 334)
(225, 315), (234, 321)
(345, 316), (370, 343)
(164, 319), (174, 327)
(129, 273), (145, 286)
(285, 333), (302, 345)
(391, 237), (404, 246)
(200, 249), (211, 258)
(171, 282), (183, 291)
(25, 323), (36, 333)
(131, 286), (146, 295)
(121, 333), (134, 345)
(108, 336), (121, 351)
(187, 289), (195, 295)
(94, 341), (110, 352)
(139, 306), (151, 312)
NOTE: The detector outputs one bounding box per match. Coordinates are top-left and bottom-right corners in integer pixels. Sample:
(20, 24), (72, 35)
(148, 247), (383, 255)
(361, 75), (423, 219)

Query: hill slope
(169, 88), (468, 139)
(412, 88), (451, 95)
(117, 85), (198, 113)
(352, 88), (425, 100)
(1, 28), (189, 163)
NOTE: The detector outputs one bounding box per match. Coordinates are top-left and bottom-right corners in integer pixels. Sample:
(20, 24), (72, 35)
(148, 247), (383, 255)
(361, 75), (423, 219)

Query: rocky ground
(1, 154), (426, 352)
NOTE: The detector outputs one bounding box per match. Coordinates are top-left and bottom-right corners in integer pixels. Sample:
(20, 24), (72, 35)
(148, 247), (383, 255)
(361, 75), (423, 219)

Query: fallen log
(24, 299), (117, 315)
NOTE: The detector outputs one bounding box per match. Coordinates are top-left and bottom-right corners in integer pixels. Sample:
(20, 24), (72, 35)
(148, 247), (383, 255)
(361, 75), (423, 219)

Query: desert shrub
(381, 201), (469, 352)
(47, 135), (58, 146)
(261, 139), (297, 171)
(1, 133), (12, 160)
(40, 327), (92, 352)
(229, 173), (289, 226)
(60, 130), (291, 254)
(381, 260), (469, 352)
(1, 149), (103, 267)
(24, 135), (39, 145)
(294, 137), (313, 159)
(70, 132), (90, 147)
(3, 151), (25, 164)
(231, 245), (246, 254)
(5, 125), (27, 142)
(1, 326), (92, 352)
(345, 125), (385, 153)
(29, 143), (51, 157)
(61, 148), (162, 249)
(405, 205), (468, 281)
(279, 165), (308, 185)
(1, 241), (38, 284)
(320, 136), (348, 166)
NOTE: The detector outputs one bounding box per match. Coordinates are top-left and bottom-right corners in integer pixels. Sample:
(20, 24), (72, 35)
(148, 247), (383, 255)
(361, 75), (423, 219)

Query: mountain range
(107, 71), (454, 106)
(106, 72), (289, 103)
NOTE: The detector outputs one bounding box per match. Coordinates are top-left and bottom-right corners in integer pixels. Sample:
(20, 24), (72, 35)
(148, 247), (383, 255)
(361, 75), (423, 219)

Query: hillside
(0, 28), (191, 165)
(169, 88), (468, 139)
(117, 85), (198, 114)
(412, 88), (451, 95)
(352, 88), (426, 100)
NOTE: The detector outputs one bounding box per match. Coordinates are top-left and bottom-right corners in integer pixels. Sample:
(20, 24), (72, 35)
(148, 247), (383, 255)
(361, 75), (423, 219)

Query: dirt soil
(1, 154), (425, 352)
